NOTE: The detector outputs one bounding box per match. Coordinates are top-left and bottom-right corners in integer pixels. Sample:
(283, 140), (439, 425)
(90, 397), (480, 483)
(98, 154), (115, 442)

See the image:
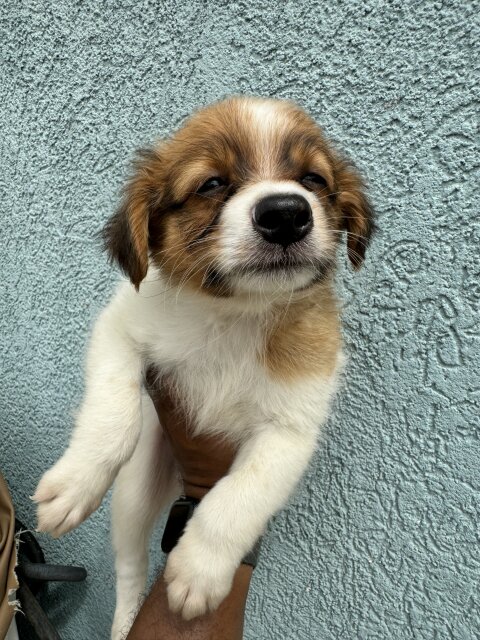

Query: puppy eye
(301, 173), (328, 189)
(197, 177), (226, 194)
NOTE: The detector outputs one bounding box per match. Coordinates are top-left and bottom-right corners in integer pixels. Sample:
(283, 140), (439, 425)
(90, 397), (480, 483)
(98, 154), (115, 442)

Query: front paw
(33, 453), (112, 537)
(164, 527), (237, 620)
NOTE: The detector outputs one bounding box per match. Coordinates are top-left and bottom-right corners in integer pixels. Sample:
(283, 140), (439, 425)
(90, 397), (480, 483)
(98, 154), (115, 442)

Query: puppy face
(103, 97), (374, 296)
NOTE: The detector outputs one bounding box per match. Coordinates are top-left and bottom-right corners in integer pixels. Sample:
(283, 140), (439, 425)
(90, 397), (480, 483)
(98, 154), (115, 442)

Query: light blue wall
(1, 1), (478, 638)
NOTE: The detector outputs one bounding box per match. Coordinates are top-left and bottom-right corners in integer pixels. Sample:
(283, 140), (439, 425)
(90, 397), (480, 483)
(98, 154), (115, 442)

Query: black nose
(253, 194), (313, 247)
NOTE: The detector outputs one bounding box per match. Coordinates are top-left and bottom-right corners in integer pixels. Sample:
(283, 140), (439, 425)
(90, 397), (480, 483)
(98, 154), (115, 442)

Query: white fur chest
(116, 277), (339, 442)
(145, 295), (272, 440)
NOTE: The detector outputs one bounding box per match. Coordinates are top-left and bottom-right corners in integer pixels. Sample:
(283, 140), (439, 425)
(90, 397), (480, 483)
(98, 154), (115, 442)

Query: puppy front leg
(34, 302), (144, 537)
(165, 425), (318, 620)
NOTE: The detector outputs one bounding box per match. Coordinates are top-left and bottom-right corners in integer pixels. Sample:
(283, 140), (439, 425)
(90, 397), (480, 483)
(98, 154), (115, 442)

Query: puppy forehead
(175, 97), (287, 152)
(169, 97), (330, 178)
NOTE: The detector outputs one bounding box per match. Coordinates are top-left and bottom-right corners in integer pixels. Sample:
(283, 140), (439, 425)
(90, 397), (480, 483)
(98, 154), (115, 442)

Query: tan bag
(0, 473), (19, 639)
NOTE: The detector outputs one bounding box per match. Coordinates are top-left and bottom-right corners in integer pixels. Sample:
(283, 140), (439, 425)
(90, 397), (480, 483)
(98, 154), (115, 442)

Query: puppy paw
(164, 527), (237, 620)
(33, 453), (112, 537)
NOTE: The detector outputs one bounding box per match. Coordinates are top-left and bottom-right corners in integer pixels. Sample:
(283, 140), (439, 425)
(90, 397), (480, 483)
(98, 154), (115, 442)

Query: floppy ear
(335, 159), (375, 269)
(102, 148), (163, 289)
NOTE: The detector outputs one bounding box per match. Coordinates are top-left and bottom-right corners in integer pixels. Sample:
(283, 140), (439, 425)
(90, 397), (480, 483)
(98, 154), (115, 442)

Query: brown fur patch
(262, 282), (341, 381)
(102, 148), (164, 289)
(334, 158), (375, 268)
(151, 202), (233, 297)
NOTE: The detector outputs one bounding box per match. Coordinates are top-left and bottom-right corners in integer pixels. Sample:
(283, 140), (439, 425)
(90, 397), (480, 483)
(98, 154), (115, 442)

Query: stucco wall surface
(1, 1), (478, 638)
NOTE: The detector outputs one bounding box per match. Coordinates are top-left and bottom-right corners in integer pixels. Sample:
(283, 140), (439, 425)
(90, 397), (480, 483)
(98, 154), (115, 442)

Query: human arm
(126, 373), (252, 640)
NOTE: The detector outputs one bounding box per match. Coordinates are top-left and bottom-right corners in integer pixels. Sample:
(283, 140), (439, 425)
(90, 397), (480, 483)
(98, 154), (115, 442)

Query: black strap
(240, 537), (262, 567)
(161, 497), (200, 553)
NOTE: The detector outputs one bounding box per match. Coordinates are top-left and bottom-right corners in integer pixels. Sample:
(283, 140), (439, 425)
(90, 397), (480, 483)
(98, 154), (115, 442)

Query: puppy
(34, 96), (374, 638)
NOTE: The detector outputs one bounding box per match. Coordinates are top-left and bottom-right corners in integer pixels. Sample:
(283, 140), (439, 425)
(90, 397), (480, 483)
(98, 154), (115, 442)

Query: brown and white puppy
(34, 96), (374, 638)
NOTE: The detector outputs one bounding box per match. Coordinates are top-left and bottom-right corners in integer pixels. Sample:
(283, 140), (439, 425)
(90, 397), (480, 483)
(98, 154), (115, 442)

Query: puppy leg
(35, 297), (144, 537)
(165, 425), (318, 620)
(111, 395), (180, 640)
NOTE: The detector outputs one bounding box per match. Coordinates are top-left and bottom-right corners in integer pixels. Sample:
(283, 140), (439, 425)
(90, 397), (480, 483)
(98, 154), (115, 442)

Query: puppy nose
(253, 194), (313, 247)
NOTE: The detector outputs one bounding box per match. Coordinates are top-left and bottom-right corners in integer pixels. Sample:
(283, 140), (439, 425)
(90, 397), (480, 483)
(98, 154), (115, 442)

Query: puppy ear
(335, 159), (375, 269)
(102, 148), (163, 289)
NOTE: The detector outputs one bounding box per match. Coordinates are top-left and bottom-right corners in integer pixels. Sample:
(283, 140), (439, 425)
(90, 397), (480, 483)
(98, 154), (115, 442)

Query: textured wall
(1, 1), (478, 638)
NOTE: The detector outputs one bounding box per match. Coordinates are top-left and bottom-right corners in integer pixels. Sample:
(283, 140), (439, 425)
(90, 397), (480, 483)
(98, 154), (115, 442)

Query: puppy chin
(230, 266), (318, 295)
